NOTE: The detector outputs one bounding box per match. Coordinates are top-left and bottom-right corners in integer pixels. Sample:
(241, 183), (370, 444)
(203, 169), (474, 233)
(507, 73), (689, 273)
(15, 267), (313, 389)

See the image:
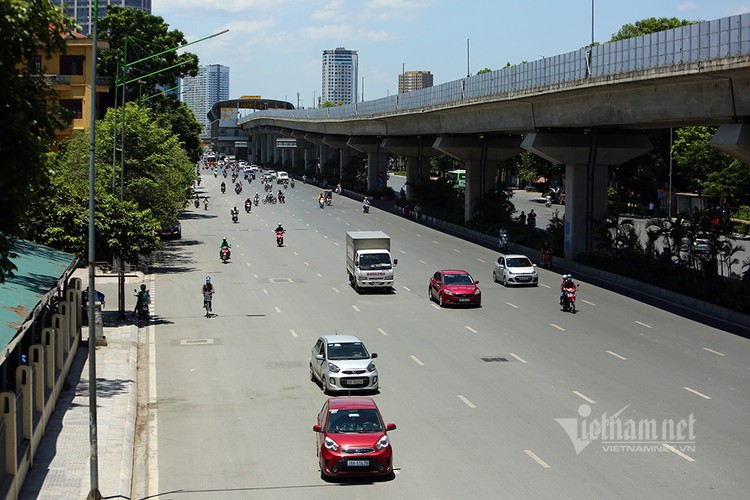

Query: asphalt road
(140, 171), (750, 499)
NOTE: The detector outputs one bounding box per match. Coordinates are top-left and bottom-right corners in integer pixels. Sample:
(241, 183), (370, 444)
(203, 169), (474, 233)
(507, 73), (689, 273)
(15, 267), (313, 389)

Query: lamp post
(466, 38), (470, 77)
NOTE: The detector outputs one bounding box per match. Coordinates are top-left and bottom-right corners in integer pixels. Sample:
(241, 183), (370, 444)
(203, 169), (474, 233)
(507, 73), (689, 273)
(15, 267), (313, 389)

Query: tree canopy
(609, 17), (697, 41)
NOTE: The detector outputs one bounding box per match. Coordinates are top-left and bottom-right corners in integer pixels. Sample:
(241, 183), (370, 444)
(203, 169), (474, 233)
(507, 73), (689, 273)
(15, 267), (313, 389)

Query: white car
(493, 254), (539, 286)
(310, 335), (379, 393)
(276, 171), (289, 183)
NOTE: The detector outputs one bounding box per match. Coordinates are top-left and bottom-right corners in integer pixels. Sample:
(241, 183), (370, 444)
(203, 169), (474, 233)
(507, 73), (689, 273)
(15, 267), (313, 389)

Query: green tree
(672, 126), (734, 195)
(609, 17), (697, 41)
(148, 95), (203, 163)
(322, 101), (335, 108)
(476, 68), (492, 75)
(98, 5), (199, 101)
(0, 0), (74, 282)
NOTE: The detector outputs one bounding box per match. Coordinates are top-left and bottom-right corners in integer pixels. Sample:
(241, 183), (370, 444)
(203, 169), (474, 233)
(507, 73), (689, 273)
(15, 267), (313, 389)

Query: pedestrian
(518, 211), (526, 225)
(648, 200), (655, 217)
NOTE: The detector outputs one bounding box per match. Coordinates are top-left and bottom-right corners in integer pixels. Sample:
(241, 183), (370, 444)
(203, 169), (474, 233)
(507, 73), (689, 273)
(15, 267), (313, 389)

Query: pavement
(20, 270), (141, 500)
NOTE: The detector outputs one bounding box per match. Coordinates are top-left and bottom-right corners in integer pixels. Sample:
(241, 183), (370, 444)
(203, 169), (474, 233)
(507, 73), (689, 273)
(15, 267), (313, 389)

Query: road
(139, 171), (750, 499)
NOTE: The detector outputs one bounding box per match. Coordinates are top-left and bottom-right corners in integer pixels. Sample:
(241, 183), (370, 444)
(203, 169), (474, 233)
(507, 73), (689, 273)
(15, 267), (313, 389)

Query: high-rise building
(398, 71), (434, 94)
(321, 48), (358, 105)
(180, 64), (230, 138)
(50, 0), (152, 36)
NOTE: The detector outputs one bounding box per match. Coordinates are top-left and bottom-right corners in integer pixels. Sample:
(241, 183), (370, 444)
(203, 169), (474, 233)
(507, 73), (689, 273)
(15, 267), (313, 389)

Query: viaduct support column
(710, 123), (750, 165)
(433, 135), (523, 222)
(381, 137), (437, 200)
(522, 131), (652, 258)
(347, 137), (388, 191)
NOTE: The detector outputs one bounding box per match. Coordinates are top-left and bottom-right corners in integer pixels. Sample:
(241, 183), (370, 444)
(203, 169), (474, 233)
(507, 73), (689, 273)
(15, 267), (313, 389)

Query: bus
(446, 169), (466, 190)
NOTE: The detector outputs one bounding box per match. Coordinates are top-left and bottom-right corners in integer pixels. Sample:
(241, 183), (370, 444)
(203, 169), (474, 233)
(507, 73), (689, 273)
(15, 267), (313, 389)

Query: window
(60, 55), (85, 75)
(59, 99), (83, 119)
(28, 55), (42, 75)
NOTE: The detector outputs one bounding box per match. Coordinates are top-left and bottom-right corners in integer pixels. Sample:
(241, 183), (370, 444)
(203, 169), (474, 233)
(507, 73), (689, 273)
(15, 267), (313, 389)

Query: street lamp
(467, 38), (470, 77)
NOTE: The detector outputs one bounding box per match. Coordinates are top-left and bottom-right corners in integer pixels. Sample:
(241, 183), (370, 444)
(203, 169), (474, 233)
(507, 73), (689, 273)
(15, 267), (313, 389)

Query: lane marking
(524, 449), (551, 469)
(418, 260), (426, 264)
(453, 248), (461, 253)
(401, 227), (407, 231)
(304, 261), (310, 266)
(606, 350), (627, 360)
(433, 240), (439, 244)
(410, 355), (425, 366)
(662, 443), (696, 462)
(703, 347), (725, 357)
(457, 395), (477, 409)
(274, 306), (281, 313)
(509, 352), (527, 363)
(582, 299), (596, 306)
(477, 258), (486, 263)
(262, 289), (268, 295)
(316, 273), (323, 277)
(550, 324), (565, 331)
(506, 302), (519, 309)
(402, 286), (411, 292)
(573, 391), (596, 404)
(293, 252), (298, 256)
(465, 326), (478, 333)
(332, 287), (340, 293)
(540, 283), (551, 288)
(635, 321), (653, 329)
(416, 234), (423, 237)
(246, 262), (251, 267)
(289, 329), (298, 338)
(324, 235), (328, 239)
(377, 328), (388, 336)
(399, 250), (406, 254)
(683, 386), (711, 400)
(253, 274), (259, 279)
(431, 303), (440, 310)
(352, 305), (360, 312)
(334, 242), (340, 246)
(147, 300), (159, 497)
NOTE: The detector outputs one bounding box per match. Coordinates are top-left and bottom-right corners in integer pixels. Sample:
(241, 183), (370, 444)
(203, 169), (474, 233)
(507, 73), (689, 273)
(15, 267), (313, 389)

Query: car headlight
(324, 436), (340, 451)
(367, 362), (376, 372)
(443, 289), (454, 295)
(375, 435), (390, 450)
(327, 362), (340, 373)
(474, 289), (481, 295)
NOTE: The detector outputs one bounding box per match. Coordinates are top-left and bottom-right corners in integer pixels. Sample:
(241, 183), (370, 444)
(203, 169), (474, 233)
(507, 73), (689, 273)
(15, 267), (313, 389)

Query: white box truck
(346, 231), (398, 293)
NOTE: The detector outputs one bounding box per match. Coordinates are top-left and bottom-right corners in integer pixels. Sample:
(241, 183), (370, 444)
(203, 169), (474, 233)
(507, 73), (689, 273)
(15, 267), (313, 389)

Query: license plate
(347, 460), (369, 466)
(346, 379), (365, 385)
(459, 298), (470, 302)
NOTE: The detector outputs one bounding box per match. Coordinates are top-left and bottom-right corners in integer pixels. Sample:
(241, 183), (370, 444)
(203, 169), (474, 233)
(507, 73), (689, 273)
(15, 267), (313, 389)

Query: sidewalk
(20, 274), (140, 499)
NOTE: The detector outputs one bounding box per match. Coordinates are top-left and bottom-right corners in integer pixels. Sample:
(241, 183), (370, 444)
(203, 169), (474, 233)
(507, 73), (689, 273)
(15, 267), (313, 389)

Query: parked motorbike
(220, 246), (231, 263)
(561, 286), (577, 313)
(276, 230), (285, 247)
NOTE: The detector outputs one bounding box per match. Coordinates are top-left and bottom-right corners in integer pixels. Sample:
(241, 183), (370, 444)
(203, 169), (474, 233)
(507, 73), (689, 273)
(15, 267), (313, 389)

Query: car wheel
(503, 275), (508, 287)
(438, 293), (444, 307)
(428, 286), (433, 301)
(309, 364), (316, 382)
(493, 271), (498, 283)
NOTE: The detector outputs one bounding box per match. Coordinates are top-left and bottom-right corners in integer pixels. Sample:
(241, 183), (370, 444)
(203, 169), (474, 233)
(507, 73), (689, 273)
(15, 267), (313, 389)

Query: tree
(0, 0), (75, 282)
(609, 17), (697, 41)
(476, 68), (492, 75)
(672, 126), (734, 195)
(148, 95), (203, 163)
(98, 6), (199, 102)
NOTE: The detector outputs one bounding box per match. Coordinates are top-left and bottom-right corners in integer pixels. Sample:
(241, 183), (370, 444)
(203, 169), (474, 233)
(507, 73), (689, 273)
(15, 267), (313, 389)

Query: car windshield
(444, 273), (473, 285)
(359, 253), (391, 270)
(507, 257), (533, 268)
(327, 408), (383, 433)
(327, 342), (370, 360)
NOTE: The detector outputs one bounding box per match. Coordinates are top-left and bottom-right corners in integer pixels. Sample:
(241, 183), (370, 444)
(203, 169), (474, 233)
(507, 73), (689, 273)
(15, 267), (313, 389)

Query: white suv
(310, 335), (379, 393)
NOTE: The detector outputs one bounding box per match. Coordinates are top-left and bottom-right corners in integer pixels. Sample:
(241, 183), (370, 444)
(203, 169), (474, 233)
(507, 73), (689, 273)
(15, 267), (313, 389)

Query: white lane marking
(403, 286), (411, 292)
(315, 229), (319, 233)
(683, 387), (711, 400)
(433, 240), (439, 244)
(509, 352), (527, 363)
(274, 306), (281, 313)
(582, 299), (596, 306)
(246, 262), (251, 267)
(334, 242), (340, 246)
(477, 258), (486, 263)
(457, 395), (477, 409)
(550, 324), (565, 331)
(352, 305), (360, 312)
(418, 260), (426, 264)
(465, 326), (478, 333)
(453, 248), (461, 253)
(316, 273), (323, 277)
(332, 287), (340, 293)
(540, 283), (551, 288)
(262, 289), (268, 295)
(431, 303), (440, 310)
(304, 262), (310, 266)
(410, 355), (425, 366)
(293, 252), (298, 256)
(524, 450), (551, 469)
(635, 321), (653, 328)
(377, 328), (388, 336)
(253, 274), (259, 279)
(289, 329), (298, 338)
(324, 235), (328, 239)
(703, 347), (725, 357)
(399, 250), (406, 254)
(306, 223), (310, 227)
(401, 227), (407, 231)
(662, 443), (696, 462)
(416, 234), (423, 237)
(606, 350), (627, 360)
(573, 391), (596, 404)
(506, 302), (519, 309)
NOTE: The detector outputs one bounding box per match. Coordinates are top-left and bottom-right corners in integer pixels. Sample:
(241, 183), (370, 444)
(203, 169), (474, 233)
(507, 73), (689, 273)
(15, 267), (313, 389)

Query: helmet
(140, 284), (147, 291)
(205, 276), (211, 283)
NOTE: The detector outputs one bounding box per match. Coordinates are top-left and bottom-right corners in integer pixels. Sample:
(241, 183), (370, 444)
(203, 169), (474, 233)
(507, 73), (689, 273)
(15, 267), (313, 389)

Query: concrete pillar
(41, 328), (56, 393)
(522, 131), (652, 257)
(340, 148), (353, 183)
(380, 137), (438, 200)
(710, 123), (750, 164)
(322, 135), (350, 179)
(347, 136), (388, 191)
(1, 391), (18, 477)
(29, 345), (45, 418)
(433, 135), (523, 221)
(16, 365), (32, 440)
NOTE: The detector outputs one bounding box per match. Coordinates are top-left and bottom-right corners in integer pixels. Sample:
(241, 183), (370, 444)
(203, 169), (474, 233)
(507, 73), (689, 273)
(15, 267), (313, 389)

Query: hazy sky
(152, 0), (750, 107)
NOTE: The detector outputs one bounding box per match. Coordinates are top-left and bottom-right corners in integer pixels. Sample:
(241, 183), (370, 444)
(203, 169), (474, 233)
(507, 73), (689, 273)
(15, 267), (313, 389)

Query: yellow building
(27, 32), (110, 146)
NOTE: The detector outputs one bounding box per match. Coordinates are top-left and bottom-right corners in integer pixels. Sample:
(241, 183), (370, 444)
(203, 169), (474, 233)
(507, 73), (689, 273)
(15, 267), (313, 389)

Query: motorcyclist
(302, 174), (307, 184)
(202, 276), (215, 313)
(498, 227), (509, 250)
(134, 284), (150, 315)
(560, 274), (576, 305)
(318, 192), (325, 208)
(245, 197), (252, 211)
(541, 241), (552, 267)
(545, 194), (553, 207)
(274, 223), (285, 234)
(362, 196), (370, 213)
(221, 181), (226, 193)
(254, 192), (260, 205)
(220, 237), (231, 258)
(278, 189), (285, 203)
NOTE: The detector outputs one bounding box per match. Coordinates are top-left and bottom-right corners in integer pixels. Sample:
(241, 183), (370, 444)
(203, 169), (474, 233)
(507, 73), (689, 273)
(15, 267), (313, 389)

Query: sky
(152, 0), (750, 107)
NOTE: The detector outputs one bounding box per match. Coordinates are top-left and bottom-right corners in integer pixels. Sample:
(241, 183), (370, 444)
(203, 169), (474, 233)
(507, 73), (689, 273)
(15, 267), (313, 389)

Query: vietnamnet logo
(556, 404), (696, 457)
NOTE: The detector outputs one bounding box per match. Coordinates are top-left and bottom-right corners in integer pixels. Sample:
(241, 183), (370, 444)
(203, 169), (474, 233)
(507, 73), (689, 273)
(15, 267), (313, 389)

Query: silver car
(493, 254), (539, 286)
(310, 335), (379, 394)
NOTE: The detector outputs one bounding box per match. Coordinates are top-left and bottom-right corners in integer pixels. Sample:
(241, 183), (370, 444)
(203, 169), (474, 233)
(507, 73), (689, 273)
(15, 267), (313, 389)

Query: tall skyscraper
(398, 71), (434, 94)
(321, 48), (358, 105)
(50, 0), (151, 36)
(181, 64), (230, 138)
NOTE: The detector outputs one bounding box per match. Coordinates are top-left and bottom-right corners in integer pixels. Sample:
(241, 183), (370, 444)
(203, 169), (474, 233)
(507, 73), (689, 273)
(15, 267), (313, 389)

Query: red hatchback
(429, 269), (481, 307)
(313, 397), (396, 479)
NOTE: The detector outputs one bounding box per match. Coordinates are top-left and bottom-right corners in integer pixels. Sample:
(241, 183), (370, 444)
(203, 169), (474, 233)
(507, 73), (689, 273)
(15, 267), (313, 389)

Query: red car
(313, 397), (396, 479)
(429, 269), (481, 307)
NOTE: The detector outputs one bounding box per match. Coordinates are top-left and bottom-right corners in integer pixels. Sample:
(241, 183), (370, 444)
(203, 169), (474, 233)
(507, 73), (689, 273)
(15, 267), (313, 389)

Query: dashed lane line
(477, 258), (485, 263)
(524, 450), (551, 469)
(550, 324), (565, 331)
(573, 391), (596, 404)
(465, 326), (478, 333)
(663, 443), (696, 462)
(418, 260), (426, 264)
(683, 387), (711, 400)
(457, 395), (477, 409)
(509, 352), (527, 363)
(403, 286), (411, 292)
(262, 289), (268, 295)
(377, 328), (388, 336)
(506, 302), (519, 309)
(289, 329), (298, 338)
(410, 355), (425, 366)
(540, 283), (551, 289)
(582, 299), (596, 306)
(703, 347), (725, 356)
(274, 306), (281, 313)
(332, 287), (340, 293)
(635, 321), (653, 328)
(606, 350), (627, 360)
(352, 305), (360, 312)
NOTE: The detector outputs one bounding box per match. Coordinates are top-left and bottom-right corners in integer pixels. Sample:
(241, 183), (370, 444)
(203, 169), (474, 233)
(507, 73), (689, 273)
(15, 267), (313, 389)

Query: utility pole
(467, 38), (470, 77)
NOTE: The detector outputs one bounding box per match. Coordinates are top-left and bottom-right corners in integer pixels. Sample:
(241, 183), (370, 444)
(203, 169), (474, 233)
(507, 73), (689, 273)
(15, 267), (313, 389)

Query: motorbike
(278, 194), (285, 204)
(245, 201), (252, 213)
(203, 199), (209, 210)
(318, 198), (325, 209)
(254, 196), (259, 206)
(235, 185), (242, 195)
(262, 194), (277, 204)
(545, 197), (552, 208)
(231, 212), (239, 223)
(498, 231), (509, 252)
(203, 291), (213, 317)
(220, 246), (231, 263)
(290, 179), (295, 188)
(276, 230), (285, 247)
(194, 198), (200, 208)
(283, 181), (289, 189)
(542, 250), (553, 269)
(134, 289), (150, 321)
(363, 203), (370, 214)
(221, 184), (226, 194)
(561, 286), (577, 313)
